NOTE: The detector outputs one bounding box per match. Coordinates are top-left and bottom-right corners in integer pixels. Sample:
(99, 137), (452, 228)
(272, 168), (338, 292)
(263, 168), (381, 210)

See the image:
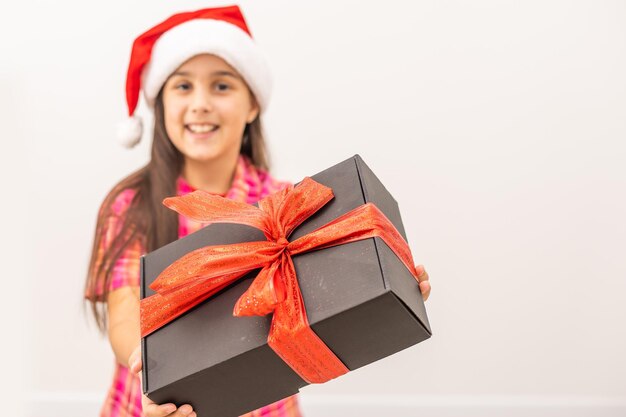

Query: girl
(85, 5), (431, 417)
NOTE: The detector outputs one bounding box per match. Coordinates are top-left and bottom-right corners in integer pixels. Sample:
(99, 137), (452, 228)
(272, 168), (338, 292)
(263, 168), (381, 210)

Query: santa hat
(118, 5), (272, 148)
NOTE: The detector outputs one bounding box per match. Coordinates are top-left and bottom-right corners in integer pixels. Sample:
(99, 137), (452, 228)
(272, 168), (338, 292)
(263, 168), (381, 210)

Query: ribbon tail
(259, 177), (334, 238)
(267, 253), (349, 383)
(141, 271), (247, 337)
(234, 262), (285, 317)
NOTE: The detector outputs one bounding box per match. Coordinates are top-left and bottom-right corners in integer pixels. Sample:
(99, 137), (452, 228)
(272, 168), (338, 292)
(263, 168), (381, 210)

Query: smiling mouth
(186, 123), (219, 134)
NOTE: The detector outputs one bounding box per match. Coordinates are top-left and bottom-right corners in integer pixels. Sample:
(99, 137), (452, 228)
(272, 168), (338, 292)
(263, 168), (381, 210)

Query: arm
(107, 286), (141, 367)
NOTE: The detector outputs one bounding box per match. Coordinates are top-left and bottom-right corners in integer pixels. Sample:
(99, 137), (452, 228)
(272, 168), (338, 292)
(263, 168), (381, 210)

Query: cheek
(164, 101), (186, 135)
(218, 98), (253, 126)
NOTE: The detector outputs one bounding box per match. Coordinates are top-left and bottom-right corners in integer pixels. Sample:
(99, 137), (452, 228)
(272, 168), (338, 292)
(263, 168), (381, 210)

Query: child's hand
(415, 264), (431, 301)
(128, 345), (197, 417)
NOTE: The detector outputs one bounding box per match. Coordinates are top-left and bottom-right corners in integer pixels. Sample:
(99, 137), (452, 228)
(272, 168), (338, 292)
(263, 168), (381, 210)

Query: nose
(190, 89), (213, 114)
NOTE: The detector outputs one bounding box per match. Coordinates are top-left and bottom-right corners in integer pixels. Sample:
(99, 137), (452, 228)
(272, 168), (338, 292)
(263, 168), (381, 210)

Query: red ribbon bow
(140, 177), (419, 383)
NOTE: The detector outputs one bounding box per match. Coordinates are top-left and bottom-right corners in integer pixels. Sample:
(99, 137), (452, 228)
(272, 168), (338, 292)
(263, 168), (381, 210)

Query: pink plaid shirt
(87, 155), (302, 417)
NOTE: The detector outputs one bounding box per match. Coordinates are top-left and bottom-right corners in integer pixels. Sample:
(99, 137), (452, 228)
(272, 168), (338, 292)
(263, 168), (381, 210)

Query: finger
(128, 345), (142, 372)
(415, 265), (431, 301)
(173, 404), (195, 417)
(420, 280), (431, 301)
(142, 398), (196, 417)
(142, 402), (177, 417)
(415, 265), (429, 283)
(130, 358), (142, 374)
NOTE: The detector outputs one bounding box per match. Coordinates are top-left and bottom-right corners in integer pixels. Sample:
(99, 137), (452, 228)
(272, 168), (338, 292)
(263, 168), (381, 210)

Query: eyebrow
(171, 70), (241, 79)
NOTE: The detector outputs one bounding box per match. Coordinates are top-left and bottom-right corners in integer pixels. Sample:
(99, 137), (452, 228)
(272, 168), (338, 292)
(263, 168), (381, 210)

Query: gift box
(140, 155), (431, 417)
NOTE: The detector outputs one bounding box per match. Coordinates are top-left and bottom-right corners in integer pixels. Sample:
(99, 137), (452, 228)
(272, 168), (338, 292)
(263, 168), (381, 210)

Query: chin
(180, 143), (220, 160)
(185, 152), (222, 163)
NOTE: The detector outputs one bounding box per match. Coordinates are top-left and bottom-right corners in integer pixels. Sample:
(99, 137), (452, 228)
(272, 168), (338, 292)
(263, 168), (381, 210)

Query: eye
(214, 82), (231, 92)
(175, 82), (191, 91)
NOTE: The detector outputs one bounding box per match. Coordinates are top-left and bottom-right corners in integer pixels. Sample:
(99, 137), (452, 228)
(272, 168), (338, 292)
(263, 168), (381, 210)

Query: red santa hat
(118, 5), (272, 148)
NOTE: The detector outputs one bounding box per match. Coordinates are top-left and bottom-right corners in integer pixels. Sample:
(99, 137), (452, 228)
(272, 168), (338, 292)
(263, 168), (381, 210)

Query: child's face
(162, 53), (259, 165)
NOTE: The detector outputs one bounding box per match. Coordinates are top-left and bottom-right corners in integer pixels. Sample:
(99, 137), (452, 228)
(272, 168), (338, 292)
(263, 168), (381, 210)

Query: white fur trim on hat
(142, 19), (272, 112)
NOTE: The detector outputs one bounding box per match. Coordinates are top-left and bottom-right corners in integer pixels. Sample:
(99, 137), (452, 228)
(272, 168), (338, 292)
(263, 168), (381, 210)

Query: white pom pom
(117, 116), (143, 148)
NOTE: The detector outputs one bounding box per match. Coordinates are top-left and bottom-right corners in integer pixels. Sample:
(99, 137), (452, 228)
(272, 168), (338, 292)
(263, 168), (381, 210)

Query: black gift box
(141, 155), (431, 417)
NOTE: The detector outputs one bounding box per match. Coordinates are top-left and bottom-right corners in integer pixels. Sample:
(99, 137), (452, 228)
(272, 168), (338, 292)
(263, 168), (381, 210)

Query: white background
(1, 0), (625, 416)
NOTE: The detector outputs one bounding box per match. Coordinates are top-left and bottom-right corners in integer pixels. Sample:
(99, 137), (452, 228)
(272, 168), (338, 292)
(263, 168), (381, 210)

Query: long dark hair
(84, 87), (269, 333)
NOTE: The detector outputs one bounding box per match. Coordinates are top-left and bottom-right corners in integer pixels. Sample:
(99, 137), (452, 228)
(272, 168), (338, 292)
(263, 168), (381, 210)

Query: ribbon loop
(164, 190), (273, 238)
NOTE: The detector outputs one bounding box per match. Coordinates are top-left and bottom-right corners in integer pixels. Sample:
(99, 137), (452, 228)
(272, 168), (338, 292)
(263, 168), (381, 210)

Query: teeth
(187, 124), (217, 133)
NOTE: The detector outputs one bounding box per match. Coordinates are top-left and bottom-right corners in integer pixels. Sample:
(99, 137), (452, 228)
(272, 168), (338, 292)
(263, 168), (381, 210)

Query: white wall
(2, 0), (625, 415)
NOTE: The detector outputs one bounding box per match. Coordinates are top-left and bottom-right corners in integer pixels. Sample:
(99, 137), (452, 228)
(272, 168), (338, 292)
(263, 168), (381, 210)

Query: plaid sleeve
(85, 189), (143, 302)
(108, 231), (142, 291)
